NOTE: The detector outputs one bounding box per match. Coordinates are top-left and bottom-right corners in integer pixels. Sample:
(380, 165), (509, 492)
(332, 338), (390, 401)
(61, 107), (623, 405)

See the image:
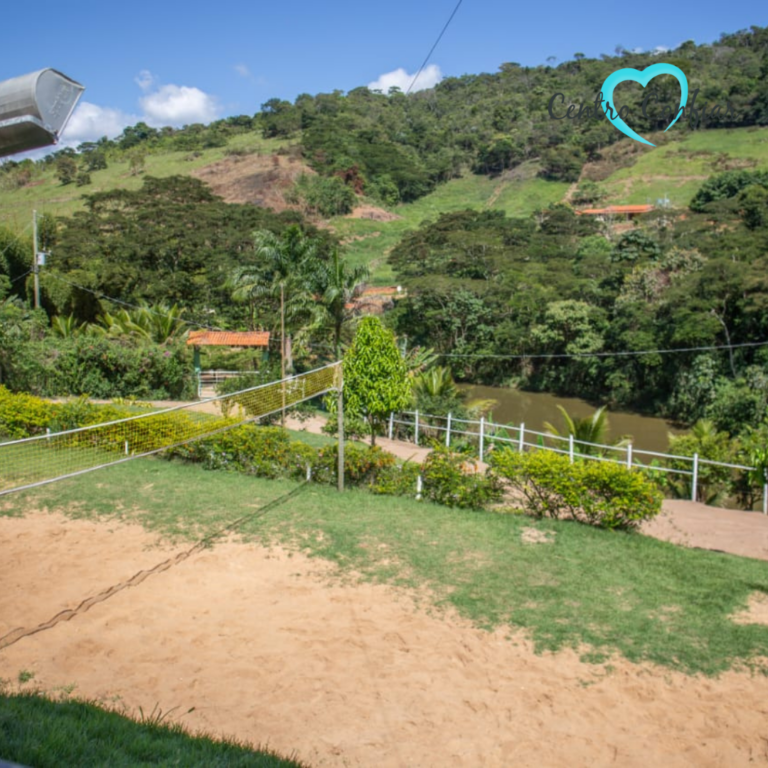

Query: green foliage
(490, 448), (662, 529)
(343, 317), (411, 446)
(737, 183), (768, 229)
(54, 156), (78, 185)
(666, 420), (736, 504)
(290, 174), (357, 217)
(690, 169), (768, 212)
(539, 146), (586, 183)
(369, 461), (421, 496)
(571, 180), (607, 206)
(420, 446), (503, 509)
(611, 230), (662, 263)
(543, 405), (625, 455)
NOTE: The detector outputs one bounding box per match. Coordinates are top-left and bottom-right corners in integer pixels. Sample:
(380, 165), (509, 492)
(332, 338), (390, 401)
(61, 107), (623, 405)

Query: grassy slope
(5, 456), (768, 676)
(0, 691), (307, 768)
(4, 127), (768, 284)
(334, 127), (768, 282)
(0, 132), (287, 230)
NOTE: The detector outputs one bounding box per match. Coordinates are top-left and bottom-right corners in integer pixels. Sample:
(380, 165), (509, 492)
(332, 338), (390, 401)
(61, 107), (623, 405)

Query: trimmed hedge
(490, 448), (663, 529)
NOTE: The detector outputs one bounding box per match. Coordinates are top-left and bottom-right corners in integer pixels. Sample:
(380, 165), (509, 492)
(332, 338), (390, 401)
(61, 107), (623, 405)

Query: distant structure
(576, 204), (654, 222)
(345, 286), (405, 316)
(0, 69), (84, 158)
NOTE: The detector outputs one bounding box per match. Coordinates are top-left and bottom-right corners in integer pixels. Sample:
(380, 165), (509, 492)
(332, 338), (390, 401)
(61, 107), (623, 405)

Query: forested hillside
(1, 25), (768, 435)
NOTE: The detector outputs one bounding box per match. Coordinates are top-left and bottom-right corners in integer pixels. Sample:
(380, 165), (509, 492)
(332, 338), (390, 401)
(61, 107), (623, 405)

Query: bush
(490, 448), (662, 529)
(420, 446), (503, 509)
(0, 386), (55, 438)
(170, 425), (306, 480)
(370, 461), (420, 496)
(312, 443), (396, 486)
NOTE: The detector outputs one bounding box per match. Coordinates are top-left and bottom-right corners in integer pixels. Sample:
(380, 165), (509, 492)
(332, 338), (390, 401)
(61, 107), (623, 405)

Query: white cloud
(651, 45), (671, 56)
(368, 64), (443, 94)
(134, 69), (156, 92)
(140, 84), (220, 126)
(234, 63), (251, 78)
(60, 101), (137, 144)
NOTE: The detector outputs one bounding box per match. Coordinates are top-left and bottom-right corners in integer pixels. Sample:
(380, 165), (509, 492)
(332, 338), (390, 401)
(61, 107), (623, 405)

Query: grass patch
(0, 691), (307, 768)
(598, 126), (768, 207)
(5, 457), (768, 676)
(0, 132), (288, 230)
(333, 170), (568, 282)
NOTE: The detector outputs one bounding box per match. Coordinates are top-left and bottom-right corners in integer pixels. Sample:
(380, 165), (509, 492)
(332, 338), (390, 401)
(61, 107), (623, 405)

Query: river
(462, 385), (683, 455)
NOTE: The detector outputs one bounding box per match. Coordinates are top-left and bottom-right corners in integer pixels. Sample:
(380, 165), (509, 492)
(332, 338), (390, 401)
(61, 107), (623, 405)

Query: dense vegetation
(389, 194), (768, 431)
(1, 25), (767, 445)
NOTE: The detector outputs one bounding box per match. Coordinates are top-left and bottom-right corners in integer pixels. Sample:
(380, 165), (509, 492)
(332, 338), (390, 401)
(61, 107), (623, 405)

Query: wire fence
(0, 363), (341, 497)
(387, 410), (768, 513)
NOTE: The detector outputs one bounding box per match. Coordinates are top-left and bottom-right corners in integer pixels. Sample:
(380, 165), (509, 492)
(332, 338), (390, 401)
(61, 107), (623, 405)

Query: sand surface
(2, 513), (768, 767)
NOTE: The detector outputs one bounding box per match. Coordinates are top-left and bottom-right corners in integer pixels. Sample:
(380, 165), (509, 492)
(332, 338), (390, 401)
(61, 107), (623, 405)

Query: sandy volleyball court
(2, 512), (768, 767)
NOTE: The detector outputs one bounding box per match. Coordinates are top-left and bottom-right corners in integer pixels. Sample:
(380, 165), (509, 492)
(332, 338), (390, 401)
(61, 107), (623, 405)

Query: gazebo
(187, 330), (271, 395)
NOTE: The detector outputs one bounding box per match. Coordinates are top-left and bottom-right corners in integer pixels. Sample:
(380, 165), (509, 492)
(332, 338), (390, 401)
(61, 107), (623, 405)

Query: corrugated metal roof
(187, 330), (271, 347)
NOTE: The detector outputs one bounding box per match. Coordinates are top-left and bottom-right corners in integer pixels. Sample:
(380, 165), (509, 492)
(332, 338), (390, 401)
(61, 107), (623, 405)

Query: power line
(45, 272), (224, 332)
(438, 340), (768, 361)
(406, 0), (465, 95)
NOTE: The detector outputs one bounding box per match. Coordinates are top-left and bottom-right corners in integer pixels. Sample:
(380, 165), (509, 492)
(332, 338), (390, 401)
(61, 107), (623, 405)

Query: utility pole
(32, 209), (39, 309)
(280, 282), (286, 428)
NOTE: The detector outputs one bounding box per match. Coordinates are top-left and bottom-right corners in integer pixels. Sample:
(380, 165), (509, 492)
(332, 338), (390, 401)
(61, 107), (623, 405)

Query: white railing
(388, 410), (767, 513)
(197, 370), (262, 397)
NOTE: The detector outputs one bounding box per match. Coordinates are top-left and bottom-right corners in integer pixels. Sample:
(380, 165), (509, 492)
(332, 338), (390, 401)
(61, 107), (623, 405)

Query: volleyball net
(0, 362), (341, 497)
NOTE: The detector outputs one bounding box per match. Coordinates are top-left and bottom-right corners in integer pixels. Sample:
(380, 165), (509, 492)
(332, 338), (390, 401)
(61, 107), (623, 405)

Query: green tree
(343, 317), (411, 446)
(55, 156), (78, 185)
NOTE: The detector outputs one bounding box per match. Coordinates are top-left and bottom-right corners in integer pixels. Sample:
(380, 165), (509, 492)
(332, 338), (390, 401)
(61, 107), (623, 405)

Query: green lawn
(5, 456), (768, 676)
(0, 691), (306, 768)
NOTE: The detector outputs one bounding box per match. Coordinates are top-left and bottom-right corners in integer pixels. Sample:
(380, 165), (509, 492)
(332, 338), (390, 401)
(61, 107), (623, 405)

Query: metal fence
(387, 410), (767, 513)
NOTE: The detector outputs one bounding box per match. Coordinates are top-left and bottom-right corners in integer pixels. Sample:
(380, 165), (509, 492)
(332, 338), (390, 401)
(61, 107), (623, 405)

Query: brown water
(463, 385), (683, 455)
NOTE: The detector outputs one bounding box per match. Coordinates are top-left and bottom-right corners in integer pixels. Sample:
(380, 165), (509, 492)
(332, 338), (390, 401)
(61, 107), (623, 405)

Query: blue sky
(2, 0), (765, 146)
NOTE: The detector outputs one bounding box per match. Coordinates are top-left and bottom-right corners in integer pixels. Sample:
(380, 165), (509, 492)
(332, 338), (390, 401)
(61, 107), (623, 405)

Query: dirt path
(2, 512), (767, 767)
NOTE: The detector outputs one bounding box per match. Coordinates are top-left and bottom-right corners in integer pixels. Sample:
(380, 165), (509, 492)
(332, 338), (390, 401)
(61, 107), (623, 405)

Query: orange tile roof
(361, 286), (400, 296)
(577, 205), (654, 216)
(187, 330), (271, 347)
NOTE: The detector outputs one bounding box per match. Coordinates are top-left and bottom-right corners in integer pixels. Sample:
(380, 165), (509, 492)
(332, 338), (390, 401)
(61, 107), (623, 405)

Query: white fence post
(479, 417), (485, 462)
(306, 463), (312, 481)
(125, 440), (129, 456)
(627, 443), (633, 469)
(388, 412), (394, 440)
(569, 434), (575, 464)
(763, 474), (767, 515)
(414, 411), (420, 446)
(416, 474), (423, 500)
(692, 453), (699, 502)
(518, 423), (525, 453)
(446, 413), (452, 448)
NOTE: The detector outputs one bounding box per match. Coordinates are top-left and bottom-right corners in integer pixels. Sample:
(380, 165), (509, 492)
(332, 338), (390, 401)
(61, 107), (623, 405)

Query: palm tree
(312, 247), (369, 359)
(544, 405), (628, 456)
(411, 366), (459, 401)
(51, 314), (84, 338)
(92, 303), (187, 344)
(247, 227), (323, 372)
